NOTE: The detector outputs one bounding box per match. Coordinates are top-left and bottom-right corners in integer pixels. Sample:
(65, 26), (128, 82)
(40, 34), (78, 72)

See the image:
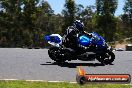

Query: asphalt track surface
(0, 48), (132, 82)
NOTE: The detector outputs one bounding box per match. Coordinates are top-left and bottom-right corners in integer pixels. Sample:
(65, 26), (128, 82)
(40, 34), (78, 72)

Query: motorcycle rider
(62, 20), (92, 51)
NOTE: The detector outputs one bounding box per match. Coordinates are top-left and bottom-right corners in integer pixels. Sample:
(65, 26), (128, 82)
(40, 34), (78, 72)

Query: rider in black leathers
(62, 20), (92, 51)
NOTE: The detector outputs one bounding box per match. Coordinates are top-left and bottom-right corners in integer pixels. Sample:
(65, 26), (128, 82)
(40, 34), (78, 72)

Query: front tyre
(48, 47), (66, 63)
(97, 50), (115, 65)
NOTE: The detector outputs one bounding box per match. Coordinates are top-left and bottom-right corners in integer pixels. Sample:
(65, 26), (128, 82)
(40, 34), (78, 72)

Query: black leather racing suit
(62, 26), (77, 49)
(62, 26), (83, 50)
(62, 26), (93, 52)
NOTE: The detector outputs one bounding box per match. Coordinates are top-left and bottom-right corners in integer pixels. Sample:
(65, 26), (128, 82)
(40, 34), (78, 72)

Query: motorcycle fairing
(78, 35), (91, 46)
(91, 32), (106, 49)
(45, 34), (62, 47)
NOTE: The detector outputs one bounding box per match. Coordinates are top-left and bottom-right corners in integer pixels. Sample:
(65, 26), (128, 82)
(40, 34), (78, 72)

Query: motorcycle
(45, 32), (115, 65)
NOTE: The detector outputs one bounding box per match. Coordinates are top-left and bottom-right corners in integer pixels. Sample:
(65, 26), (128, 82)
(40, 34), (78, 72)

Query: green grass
(0, 80), (132, 88)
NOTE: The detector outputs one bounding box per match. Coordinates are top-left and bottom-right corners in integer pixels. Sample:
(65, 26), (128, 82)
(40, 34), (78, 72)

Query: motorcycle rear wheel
(48, 47), (66, 63)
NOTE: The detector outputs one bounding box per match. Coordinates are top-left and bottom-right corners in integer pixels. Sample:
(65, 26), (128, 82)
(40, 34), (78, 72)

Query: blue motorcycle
(45, 32), (115, 65)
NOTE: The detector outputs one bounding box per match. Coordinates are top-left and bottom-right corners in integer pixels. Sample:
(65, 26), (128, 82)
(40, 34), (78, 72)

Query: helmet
(73, 20), (84, 31)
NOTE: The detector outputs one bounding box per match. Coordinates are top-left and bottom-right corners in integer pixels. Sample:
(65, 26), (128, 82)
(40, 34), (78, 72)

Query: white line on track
(0, 79), (77, 83)
(0, 79), (132, 85)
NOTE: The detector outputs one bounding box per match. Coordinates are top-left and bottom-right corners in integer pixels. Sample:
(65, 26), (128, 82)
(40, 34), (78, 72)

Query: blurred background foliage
(0, 0), (132, 47)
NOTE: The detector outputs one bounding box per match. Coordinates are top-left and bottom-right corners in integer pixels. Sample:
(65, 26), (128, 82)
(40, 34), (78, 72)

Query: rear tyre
(48, 47), (66, 63)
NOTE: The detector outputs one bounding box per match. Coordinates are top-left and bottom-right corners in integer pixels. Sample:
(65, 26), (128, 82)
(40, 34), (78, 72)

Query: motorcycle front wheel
(97, 50), (115, 65)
